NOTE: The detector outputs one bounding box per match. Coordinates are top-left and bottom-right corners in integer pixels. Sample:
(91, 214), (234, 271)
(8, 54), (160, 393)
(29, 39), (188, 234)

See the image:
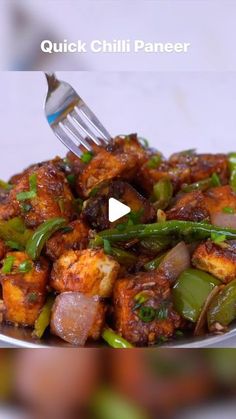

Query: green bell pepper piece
(173, 268), (220, 322)
(207, 279), (236, 329)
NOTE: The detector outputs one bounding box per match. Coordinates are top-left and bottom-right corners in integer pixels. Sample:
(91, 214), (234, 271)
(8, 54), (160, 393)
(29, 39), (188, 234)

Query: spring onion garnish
(146, 154), (161, 169)
(18, 260), (33, 273)
(27, 292), (38, 303)
(80, 151), (93, 164)
(223, 207), (235, 214)
(102, 328), (133, 348)
(138, 136), (149, 148)
(211, 232), (226, 244)
(211, 172), (221, 187)
(26, 217), (67, 260)
(67, 174), (75, 186)
(20, 203), (32, 213)
(132, 291), (149, 311)
(16, 173), (37, 202)
(2, 256), (15, 274)
(138, 306), (156, 323)
(5, 240), (24, 251)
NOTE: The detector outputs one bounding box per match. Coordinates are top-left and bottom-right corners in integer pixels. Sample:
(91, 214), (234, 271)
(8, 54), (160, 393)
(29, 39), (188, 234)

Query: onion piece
(194, 285), (221, 336)
(50, 292), (100, 346)
(158, 241), (190, 283)
(211, 212), (236, 229)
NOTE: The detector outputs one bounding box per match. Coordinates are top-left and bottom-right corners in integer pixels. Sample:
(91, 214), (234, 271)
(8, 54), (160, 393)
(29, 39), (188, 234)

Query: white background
(1, 71), (236, 180)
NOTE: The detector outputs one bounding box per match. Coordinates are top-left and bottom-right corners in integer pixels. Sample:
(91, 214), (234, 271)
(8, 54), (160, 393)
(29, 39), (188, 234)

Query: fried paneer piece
(113, 272), (181, 346)
(0, 240), (7, 261)
(50, 249), (120, 297)
(138, 152), (229, 194)
(0, 252), (49, 326)
(167, 191), (210, 222)
(74, 134), (148, 198)
(82, 180), (155, 230)
(167, 186), (236, 222)
(192, 240), (236, 283)
(7, 163), (74, 228)
(46, 220), (89, 261)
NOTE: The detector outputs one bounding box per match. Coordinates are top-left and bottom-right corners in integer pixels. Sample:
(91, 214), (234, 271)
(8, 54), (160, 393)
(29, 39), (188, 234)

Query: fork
(44, 72), (112, 157)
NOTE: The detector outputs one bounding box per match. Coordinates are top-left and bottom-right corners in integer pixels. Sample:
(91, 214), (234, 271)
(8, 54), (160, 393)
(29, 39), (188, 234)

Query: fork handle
(44, 72), (59, 90)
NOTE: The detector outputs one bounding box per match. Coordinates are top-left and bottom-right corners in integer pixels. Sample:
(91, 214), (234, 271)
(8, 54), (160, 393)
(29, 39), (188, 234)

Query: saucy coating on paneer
(7, 163), (74, 228)
(0, 252), (49, 326)
(50, 249), (120, 297)
(167, 186), (236, 223)
(51, 292), (106, 345)
(46, 220), (89, 261)
(113, 272), (181, 345)
(0, 239), (7, 261)
(138, 152), (229, 194)
(82, 180), (156, 230)
(74, 134), (148, 198)
(192, 240), (236, 283)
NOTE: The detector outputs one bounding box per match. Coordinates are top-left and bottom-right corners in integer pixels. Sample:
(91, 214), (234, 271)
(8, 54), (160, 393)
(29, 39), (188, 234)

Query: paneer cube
(192, 240), (236, 283)
(0, 252), (49, 326)
(46, 219), (89, 261)
(50, 249), (120, 297)
(8, 162), (74, 228)
(113, 272), (181, 345)
(82, 180), (155, 230)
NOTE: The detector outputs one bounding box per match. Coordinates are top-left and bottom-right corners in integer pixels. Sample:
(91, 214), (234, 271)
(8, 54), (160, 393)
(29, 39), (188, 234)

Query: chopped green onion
(26, 217), (67, 260)
(60, 226), (74, 234)
(138, 137), (149, 148)
(133, 292), (150, 311)
(89, 187), (99, 197)
(103, 239), (112, 255)
(20, 203), (32, 213)
(67, 174), (75, 186)
(211, 232), (226, 244)
(223, 207), (235, 214)
(5, 240), (24, 251)
(138, 306), (156, 323)
(146, 154), (161, 169)
(27, 292), (38, 303)
(2, 256), (15, 274)
(102, 328), (133, 348)
(16, 190), (36, 201)
(16, 174), (37, 202)
(80, 151), (93, 164)
(29, 174), (37, 193)
(211, 172), (221, 187)
(156, 306), (169, 320)
(18, 260), (33, 273)
(178, 149), (196, 156)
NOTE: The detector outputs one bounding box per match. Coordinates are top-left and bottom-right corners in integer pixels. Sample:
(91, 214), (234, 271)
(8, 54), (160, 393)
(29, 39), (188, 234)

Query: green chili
(228, 152), (236, 192)
(26, 217), (67, 260)
(103, 239), (112, 255)
(1, 256), (15, 274)
(152, 178), (173, 209)
(93, 220), (236, 246)
(139, 236), (171, 255)
(33, 295), (55, 339)
(102, 328), (133, 348)
(110, 247), (137, 268)
(207, 279), (236, 329)
(211, 232), (226, 244)
(173, 269), (220, 322)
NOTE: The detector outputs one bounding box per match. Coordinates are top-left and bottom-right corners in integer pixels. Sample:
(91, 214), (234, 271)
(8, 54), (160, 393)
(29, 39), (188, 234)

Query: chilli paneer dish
(1, 135), (236, 347)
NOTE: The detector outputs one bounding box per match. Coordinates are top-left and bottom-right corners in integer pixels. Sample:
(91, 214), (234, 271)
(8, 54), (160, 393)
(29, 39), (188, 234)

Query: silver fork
(44, 72), (112, 157)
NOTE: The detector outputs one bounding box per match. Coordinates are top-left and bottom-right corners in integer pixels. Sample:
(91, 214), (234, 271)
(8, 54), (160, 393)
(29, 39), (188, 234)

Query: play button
(108, 198), (131, 222)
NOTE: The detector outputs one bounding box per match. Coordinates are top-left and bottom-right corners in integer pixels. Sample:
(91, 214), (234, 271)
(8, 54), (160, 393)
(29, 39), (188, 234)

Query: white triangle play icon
(108, 198), (131, 222)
